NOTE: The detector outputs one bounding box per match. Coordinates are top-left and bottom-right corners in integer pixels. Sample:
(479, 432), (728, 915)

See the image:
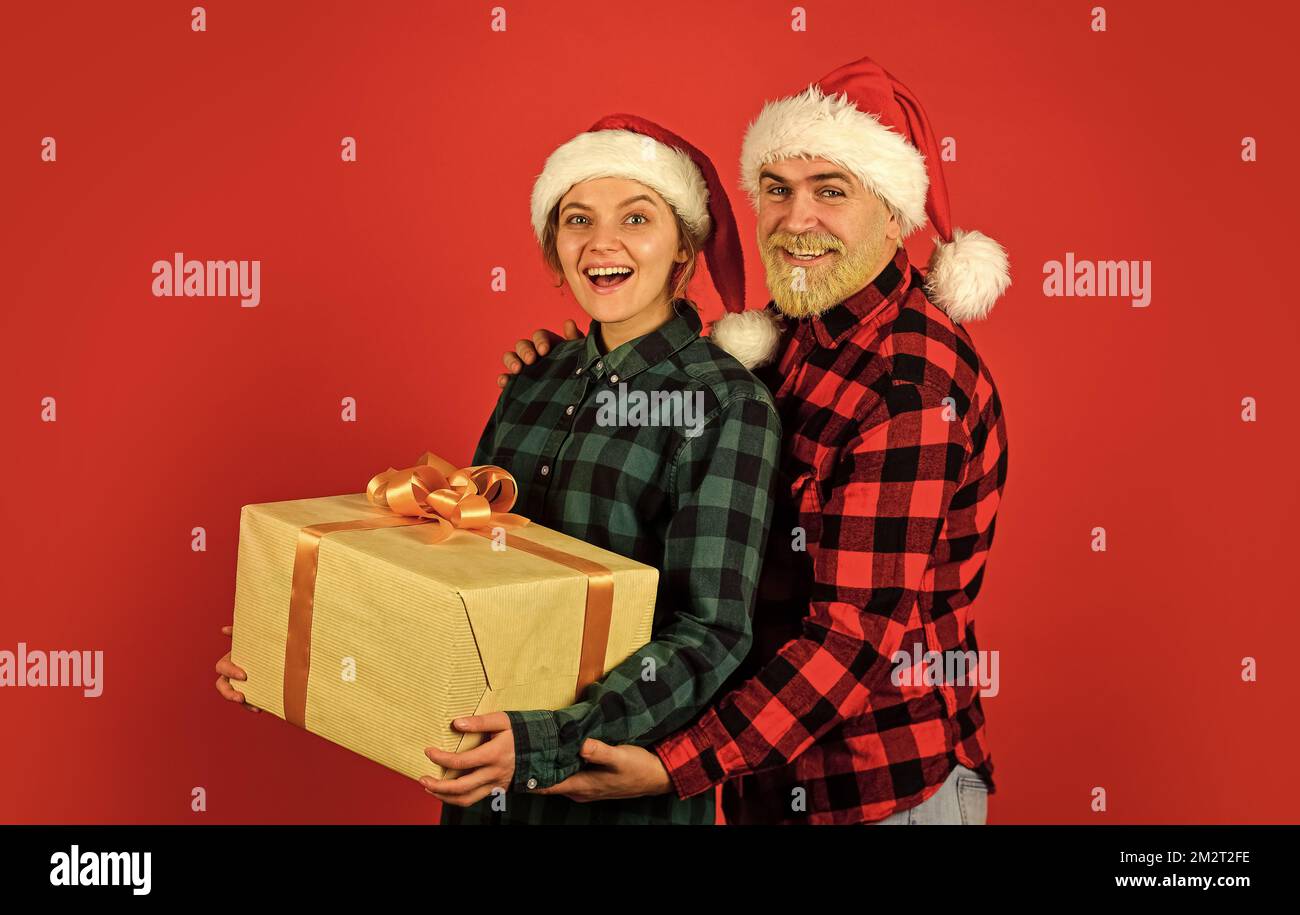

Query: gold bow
(365, 451), (529, 543)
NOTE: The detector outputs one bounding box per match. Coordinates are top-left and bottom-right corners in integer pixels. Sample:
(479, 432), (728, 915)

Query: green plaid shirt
(440, 301), (781, 824)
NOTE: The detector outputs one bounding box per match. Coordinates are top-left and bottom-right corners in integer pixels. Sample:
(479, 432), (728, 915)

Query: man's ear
(870, 190), (902, 245)
(886, 208), (902, 245)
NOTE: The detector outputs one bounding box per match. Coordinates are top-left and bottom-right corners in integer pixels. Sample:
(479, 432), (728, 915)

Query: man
(486, 55), (1011, 825)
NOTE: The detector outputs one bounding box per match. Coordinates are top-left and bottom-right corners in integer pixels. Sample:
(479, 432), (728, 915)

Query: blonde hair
(540, 202), (703, 306)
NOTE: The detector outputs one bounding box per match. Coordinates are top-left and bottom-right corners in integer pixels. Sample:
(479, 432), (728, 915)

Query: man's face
(755, 157), (901, 318)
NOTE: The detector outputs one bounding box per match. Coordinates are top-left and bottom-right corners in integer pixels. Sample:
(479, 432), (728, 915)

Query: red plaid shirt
(654, 246), (1008, 824)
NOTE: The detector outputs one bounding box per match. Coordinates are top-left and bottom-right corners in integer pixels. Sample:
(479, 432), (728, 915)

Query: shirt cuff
(506, 710), (575, 791)
(654, 722), (727, 799)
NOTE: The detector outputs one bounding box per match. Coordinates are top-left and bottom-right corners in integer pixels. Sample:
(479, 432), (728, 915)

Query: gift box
(230, 453), (658, 782)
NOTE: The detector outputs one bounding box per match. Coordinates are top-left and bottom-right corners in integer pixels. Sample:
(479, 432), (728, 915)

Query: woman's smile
(583, 263), (636, 294)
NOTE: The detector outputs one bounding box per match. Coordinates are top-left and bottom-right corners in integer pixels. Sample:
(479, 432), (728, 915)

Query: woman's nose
(589, 224), (624, 251)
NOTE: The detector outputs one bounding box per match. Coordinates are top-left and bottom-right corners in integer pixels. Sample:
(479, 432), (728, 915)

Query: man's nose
(781, 190), (820, 235)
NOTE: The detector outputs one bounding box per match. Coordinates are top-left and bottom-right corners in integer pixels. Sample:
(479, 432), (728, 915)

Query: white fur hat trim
(531, 129), (710, 242)
(740, 85), (929, 236)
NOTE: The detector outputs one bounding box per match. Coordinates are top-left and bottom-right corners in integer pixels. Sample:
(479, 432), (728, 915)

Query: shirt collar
(808, 245), (913, 350)
(578, 299), (701, 383)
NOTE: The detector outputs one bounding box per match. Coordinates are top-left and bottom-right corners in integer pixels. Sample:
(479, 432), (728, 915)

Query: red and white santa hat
(735, 54), (1011, 325)
(530, 114), (779, 368)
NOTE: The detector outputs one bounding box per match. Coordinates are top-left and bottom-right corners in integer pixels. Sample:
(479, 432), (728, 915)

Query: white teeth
(586, 266), (633, 277)
(787, 249), (827, 259)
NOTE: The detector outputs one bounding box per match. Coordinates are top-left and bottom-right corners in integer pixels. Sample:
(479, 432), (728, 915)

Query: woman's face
(555, 177), (688, 327)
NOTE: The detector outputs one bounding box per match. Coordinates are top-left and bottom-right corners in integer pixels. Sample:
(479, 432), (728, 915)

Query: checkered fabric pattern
(441, 301), (782, 825)
(654, 246), (1009, 825)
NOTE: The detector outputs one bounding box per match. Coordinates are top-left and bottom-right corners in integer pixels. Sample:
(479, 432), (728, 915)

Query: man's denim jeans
(870, 765), (989, 825)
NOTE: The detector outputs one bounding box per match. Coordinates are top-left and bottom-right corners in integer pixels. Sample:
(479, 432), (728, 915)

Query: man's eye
(820, 188), (844, 198)
(766, 186), (788, 197)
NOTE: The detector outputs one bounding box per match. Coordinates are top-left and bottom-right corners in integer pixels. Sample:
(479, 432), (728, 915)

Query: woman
(215, 114), (784, 825)
(427, 115), (783, 824)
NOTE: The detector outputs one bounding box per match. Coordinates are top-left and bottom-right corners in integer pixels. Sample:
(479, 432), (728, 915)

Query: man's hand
(420, 712), (515, 807)
(532, 739), (672, 803)
(214, 624), (260, 712)
(497, 319), (584, 388)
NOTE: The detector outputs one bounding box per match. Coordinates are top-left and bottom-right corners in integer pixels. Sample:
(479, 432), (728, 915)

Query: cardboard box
(231, 492), (658, 781)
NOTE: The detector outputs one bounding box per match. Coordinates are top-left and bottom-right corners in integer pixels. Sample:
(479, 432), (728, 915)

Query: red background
(2, 0), (1296, 824)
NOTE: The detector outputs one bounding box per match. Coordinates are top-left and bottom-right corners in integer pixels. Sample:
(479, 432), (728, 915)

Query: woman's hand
(497, 320), (584, 388)
(421, 713), (516, 806)
(214, 625), (259, 712)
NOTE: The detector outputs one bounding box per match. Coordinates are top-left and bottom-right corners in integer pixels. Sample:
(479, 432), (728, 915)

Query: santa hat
(530, 115), (777, 368)
(733, 55), (1011, 325)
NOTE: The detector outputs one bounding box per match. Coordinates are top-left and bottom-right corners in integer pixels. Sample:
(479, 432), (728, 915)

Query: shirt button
(565, 405), (575, 415)
(540, 465), (550, 476)
(609, 373), (620, 383)
(595, 360), (604, 371)
(526, 778), (539, 790)
(575, 367), (583, 376)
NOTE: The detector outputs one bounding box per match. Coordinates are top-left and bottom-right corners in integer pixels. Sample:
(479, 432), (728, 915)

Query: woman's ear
(674, 242), (690, 265)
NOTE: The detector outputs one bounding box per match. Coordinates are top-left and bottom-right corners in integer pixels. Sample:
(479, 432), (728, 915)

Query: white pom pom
(709, 308), (782, 369)
(924, 228), (1011, 323)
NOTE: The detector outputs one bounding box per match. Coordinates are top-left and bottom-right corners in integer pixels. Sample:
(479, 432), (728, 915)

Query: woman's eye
(566, 215), (589, 225)
(626, 213), (648, 225)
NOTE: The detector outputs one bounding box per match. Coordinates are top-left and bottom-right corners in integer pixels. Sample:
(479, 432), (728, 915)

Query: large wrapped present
(230, 452), (658, 781)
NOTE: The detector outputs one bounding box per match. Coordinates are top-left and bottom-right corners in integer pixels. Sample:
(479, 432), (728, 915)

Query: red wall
(2, 0), (1295, 824)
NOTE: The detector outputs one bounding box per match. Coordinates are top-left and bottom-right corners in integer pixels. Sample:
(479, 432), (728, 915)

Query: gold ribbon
(364, 451), (531, 542)
(282, 452), (615, 729)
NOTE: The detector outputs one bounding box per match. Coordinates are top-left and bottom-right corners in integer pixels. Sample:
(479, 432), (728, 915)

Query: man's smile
(779, 248), (836, 267)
